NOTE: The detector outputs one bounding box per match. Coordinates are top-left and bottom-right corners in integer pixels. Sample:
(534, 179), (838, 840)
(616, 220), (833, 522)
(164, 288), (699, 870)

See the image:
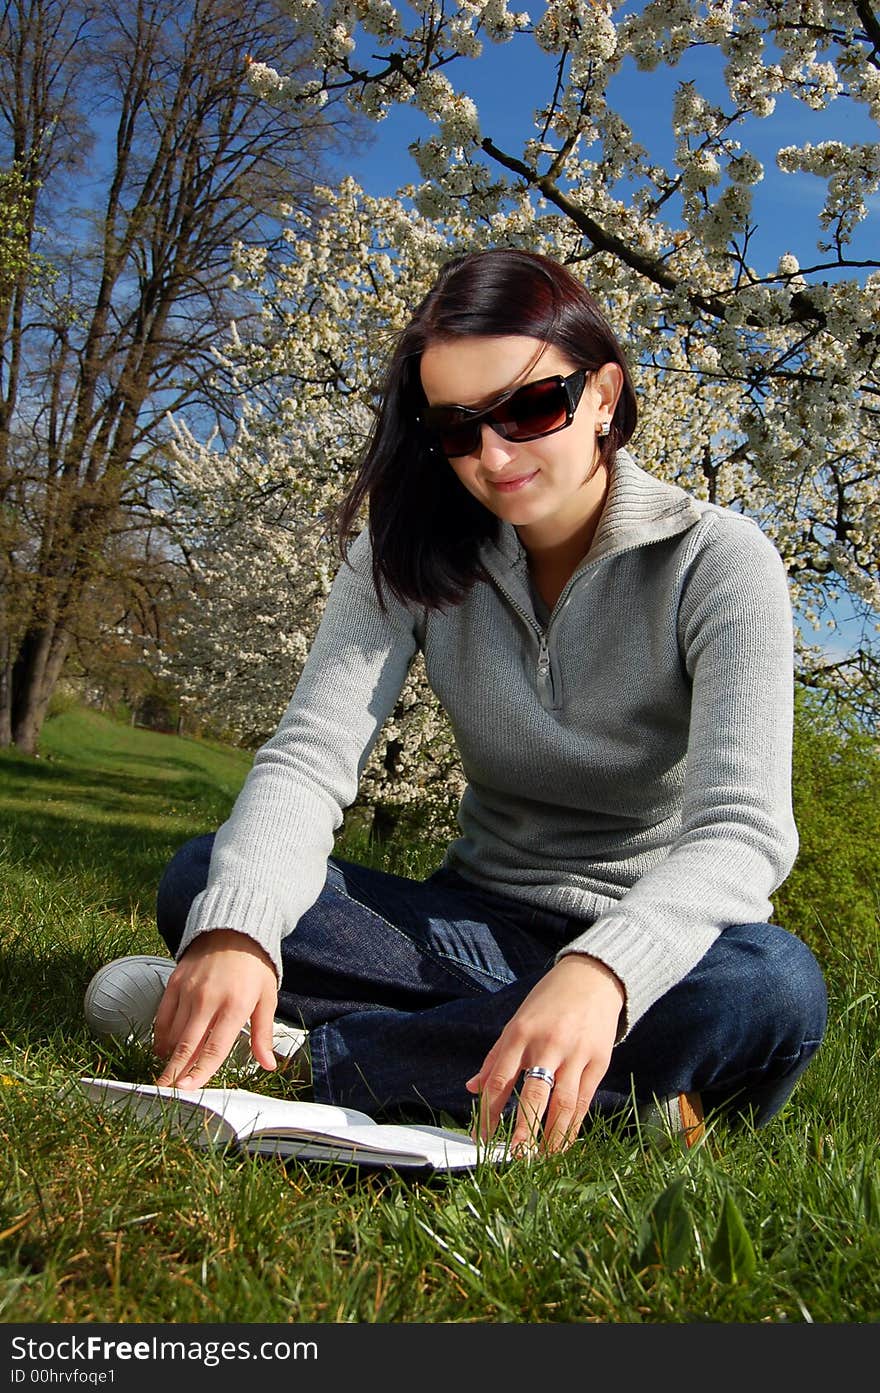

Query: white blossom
(176, 0), (880, 756)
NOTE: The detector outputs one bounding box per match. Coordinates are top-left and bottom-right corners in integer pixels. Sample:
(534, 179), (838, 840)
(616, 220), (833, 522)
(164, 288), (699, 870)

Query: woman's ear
(595, 361), (624, 418)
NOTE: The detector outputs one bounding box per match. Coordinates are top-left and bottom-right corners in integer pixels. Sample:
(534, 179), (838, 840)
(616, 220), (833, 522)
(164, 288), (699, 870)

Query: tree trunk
(0, 634), (12, 747)
(9, 622), (71, 753)
(369, 803), (401, 845)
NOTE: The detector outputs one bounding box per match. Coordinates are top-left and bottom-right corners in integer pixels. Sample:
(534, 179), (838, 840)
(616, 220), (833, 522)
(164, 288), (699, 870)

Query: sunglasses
(418, 366), (589, 458)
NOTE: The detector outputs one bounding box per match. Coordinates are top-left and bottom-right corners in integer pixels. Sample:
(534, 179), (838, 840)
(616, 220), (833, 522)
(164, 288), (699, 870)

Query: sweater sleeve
(177, 530), (419, 980)
(555, 514), (799, 1036)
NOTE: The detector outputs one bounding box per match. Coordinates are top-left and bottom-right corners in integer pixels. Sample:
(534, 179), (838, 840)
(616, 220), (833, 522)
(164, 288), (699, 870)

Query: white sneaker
(83, 954), (308, 1070)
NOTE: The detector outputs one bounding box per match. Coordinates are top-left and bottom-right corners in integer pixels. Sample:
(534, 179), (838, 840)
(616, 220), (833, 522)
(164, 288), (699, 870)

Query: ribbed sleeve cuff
(177, 883), (288, 984)
(555, 912), (717, 1039)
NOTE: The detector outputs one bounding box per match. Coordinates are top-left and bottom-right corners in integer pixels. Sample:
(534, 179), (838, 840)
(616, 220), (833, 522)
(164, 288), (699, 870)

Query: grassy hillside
(0, 709), (253, 1044)
(2, 707), (251, 927)
(0, 706), (878, 1324)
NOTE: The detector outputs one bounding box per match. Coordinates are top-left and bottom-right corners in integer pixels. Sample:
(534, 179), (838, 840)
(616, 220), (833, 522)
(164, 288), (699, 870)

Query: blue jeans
(156, 834), (827, 1131)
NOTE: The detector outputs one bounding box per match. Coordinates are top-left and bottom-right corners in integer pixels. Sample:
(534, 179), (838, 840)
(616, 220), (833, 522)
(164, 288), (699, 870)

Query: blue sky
(329, 30), (879, 277)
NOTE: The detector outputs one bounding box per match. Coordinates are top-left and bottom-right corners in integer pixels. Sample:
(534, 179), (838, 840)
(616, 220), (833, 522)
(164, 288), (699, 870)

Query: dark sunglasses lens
(437, 421), (480, 456)
(498, 379), (569, 440)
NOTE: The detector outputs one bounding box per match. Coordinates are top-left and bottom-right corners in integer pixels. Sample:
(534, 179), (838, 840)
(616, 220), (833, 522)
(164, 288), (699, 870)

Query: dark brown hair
(336, 247), (637, 609)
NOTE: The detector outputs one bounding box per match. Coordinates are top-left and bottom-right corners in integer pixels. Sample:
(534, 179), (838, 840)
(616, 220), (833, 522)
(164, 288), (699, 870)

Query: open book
(78, 1077), (510, 1171)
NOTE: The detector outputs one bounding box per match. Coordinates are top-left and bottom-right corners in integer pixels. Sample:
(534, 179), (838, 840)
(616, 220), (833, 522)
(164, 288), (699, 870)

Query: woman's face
(419, 335), (621, 553)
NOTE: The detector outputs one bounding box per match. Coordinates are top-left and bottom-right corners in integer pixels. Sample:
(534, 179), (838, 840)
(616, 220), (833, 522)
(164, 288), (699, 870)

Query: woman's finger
(151, 975), (182, 1057)
(509, 1070), (557, 1154)
(541, 1063), (600, 1153)
(155, 992), (248, 1087)
(165, 1010), (248, 1089)
(248, 990), (280, 1073)
(467, 1053), (520, 1143)
(155, 1008), (216, 1087)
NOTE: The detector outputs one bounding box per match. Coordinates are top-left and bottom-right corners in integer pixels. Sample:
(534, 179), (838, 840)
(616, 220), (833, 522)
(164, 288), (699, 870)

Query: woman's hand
(153, 929), (279, 1089)
(465, 954), (625, 1154)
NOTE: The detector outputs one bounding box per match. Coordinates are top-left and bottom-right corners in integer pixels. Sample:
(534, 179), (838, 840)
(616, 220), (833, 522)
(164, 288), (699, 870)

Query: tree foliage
(167, 154), (880, 842)
(0, 163), (45, 299)
(775, 695), (880, 959)
(247, 0), (879, 722)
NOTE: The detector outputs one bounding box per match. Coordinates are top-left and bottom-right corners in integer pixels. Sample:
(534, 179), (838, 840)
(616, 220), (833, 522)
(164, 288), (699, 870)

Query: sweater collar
(485, 449), (703, 576)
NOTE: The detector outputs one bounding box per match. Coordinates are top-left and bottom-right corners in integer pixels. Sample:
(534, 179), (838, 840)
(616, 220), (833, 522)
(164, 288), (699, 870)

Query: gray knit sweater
(179, 449), (798, 1035)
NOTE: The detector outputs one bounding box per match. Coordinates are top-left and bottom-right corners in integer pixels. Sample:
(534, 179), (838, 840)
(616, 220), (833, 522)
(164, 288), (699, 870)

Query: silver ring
(522, 1066), (556, 1089)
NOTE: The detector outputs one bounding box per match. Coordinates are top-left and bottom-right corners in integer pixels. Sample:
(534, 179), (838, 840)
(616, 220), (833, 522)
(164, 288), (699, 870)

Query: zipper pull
(537, 632), (550, 678)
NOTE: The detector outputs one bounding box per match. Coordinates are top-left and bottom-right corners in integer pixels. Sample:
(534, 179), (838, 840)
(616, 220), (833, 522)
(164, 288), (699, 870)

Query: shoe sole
(84, 954), (307, 1063)
(84, 955), (173, 1043)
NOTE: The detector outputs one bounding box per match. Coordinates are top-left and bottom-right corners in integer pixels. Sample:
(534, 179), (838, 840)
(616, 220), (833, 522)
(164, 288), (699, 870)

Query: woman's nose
(477, 423), (516, 469)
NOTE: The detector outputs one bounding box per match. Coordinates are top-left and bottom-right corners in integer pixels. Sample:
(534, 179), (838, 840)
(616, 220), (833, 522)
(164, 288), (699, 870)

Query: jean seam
(698, 1039), (821, 1096)
(308, 1025), (332, 1105)
(332, 883), (512, 990)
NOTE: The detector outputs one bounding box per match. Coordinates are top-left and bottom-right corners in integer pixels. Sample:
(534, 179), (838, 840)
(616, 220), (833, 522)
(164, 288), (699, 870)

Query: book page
(246, 1136), (487, 1170)
(181, 1086), (380, 1139)
(78, 1078), (509, 1169)
(78, 1077), (241, 1146)
(245, 1119), (484, 1166)
(213, 1096), (503, 1165)
(405, 1122), (511, 1161)
(78, 1078), (377, 1142)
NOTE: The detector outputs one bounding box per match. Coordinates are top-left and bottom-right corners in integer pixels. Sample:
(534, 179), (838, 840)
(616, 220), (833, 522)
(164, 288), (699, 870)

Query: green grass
(1, 708), (878, 1323)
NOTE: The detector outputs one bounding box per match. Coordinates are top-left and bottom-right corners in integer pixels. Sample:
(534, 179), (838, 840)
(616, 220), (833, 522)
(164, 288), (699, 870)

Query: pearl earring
(597, 420), (610, 437)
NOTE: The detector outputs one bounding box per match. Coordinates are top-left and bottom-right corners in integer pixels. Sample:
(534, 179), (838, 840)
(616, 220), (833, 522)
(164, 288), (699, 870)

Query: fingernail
(511, 1140), (538, 1160)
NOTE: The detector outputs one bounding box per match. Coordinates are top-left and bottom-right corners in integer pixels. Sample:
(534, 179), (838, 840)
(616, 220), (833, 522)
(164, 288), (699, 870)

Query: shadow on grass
(0, 937), (165, 1044)
(2, 803), (200, 918)
(0, 740), (241, 913)
(1, 745), (243, 805)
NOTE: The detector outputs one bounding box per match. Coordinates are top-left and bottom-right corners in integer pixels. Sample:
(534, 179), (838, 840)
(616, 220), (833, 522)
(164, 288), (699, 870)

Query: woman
(85, 248), (827, 1154)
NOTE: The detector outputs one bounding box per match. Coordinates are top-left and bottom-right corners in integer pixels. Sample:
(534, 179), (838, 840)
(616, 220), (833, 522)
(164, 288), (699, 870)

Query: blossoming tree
(169, 0), (879, 826)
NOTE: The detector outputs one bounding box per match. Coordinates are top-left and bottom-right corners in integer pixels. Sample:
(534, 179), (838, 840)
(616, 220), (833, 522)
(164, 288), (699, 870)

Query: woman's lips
(487, 470), (539, 493)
